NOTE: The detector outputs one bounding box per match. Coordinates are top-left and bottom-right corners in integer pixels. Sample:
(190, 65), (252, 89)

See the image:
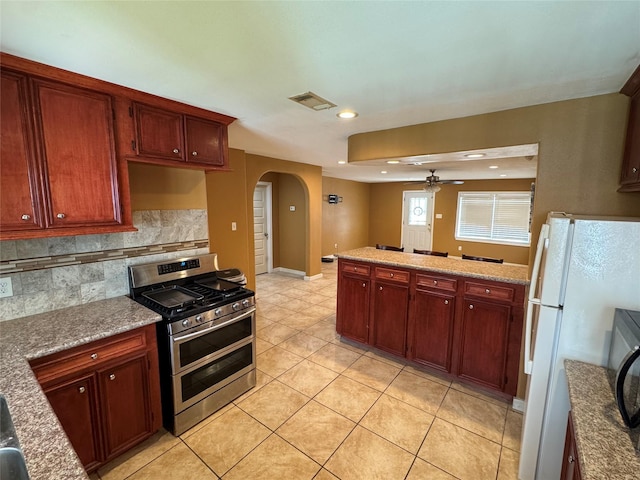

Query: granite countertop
(337, 247), (529, 285)
(564, 359), (640, 479)
(0, 296), (161, 480)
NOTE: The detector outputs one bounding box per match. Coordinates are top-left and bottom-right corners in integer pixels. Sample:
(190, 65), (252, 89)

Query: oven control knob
(215, 308), (222, 316)
(182, 319), (190, 328)
(232, 302), (240, 311)
(242, 299), (250, 308)
(195, 315), (203, 323)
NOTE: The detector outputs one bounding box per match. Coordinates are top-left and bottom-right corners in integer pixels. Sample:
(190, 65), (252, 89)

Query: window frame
(455, 191), (532, 247)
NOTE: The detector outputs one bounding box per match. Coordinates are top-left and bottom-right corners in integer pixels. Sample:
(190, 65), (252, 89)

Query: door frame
(400, 190), (435, 252)
(255, 181), (273, 274)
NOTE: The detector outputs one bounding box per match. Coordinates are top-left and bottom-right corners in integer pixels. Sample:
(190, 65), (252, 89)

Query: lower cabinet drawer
(341, 261), (370, 277)
(464, 281), (515, 302)
(416, 273), (457, 292)
(375, 267), (409, 283)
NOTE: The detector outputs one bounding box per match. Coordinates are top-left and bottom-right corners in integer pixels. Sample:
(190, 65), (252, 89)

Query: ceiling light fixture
(500, 174), (507, 177)
(489, 165), (499, 169)
(289, 91), (336, 111)
(338, 160), (346, 164)
(337, 110), (358, 119)
(381, 170), (387, 174)
(424, 184), (441, 193)
(465, 153), (485, 159)
(386, 160), (400, 164)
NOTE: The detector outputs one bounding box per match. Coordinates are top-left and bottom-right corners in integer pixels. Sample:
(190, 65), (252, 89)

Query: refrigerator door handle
(524, 223), (550, 375)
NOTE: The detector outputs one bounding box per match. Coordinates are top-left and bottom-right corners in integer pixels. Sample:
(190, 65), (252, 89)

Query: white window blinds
(456, 192), (531, 246)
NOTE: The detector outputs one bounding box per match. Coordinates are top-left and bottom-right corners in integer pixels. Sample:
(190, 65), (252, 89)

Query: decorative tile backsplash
(0, 210), (209, 321)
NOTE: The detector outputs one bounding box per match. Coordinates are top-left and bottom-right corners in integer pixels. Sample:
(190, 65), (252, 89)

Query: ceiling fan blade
(403, 181), (427, 185)
(439, 180), (464, 185)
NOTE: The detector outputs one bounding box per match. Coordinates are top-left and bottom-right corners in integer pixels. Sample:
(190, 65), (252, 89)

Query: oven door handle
(172, 307), (256, 343)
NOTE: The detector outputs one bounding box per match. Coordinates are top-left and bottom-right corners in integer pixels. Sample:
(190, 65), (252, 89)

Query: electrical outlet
(0, 277), (13, 298)
(458, 246), (463, 251)
(334, 243), (338, 249)
(231, 222), (237, 231)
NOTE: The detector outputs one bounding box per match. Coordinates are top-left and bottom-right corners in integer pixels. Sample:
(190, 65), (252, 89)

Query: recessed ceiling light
(413, 162), (423, 166)
(338, 160), (346, 164)
(381, 170), (387, 174)
(465, 153), (485, 159)
(386, 160), (400, 164)
(500, 174), (507, 177)
(489, 165), (499, 169)
(337, 110), (358, 119)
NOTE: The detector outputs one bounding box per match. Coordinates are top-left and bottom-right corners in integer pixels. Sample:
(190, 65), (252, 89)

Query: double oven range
(129, 254), (256, 436)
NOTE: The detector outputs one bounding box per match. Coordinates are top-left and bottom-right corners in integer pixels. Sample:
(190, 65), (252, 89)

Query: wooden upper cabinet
(619, 64), (640, 192)
(131, 102), (229, 168)
(185, 116), (226, 166)
(133, 103), (184, 160)
(0, 70), (42, 232)
(33, 78), (121, 228)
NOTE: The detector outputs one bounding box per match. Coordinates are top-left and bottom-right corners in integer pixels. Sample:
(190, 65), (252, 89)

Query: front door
(401, 191), (433, 253)
(253, 183), (271, 275)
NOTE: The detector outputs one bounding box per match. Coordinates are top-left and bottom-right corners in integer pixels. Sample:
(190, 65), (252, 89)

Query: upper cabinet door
(0, 70), (42, 231)
(133, 103), (184, 160)
(33, 79), (122, 227)
(185, 116), (226, 166)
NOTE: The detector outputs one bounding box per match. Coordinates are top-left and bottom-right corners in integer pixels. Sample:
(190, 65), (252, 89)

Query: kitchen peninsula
(336, 247), (529, 397)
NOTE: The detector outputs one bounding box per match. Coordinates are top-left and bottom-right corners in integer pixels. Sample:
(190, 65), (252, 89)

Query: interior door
(401, 191), (433, 253)
(253, 183), (271, 275)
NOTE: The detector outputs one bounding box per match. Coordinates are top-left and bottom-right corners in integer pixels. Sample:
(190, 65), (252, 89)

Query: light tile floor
(91, 262), (522, 480)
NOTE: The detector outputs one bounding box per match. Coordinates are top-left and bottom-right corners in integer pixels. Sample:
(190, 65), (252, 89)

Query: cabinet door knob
(485, 289), (491, 294)
(469, 304), (474, 309)
(192, 151), (198, 156)
(633, 167), (638, 173)
(173, 148), (180, 154)
(433, 280), (438, 285)
(568, 455), (575, 464)
(444, 299), (449, 305)
(379, 286), (383, 290)
(21, 214), (31, 221)
(91, 353), (98, 360)
(78, 386), (86, 394)
(390, 273), (394, 278)
(56, 213), (66, 219)
(362, 283), (366, 288)
(109, 374), (116, 381)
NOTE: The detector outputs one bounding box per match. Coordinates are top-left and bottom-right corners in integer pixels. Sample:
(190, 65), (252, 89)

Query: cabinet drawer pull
(568, 455), (574, 464)
(433, 280), (438, 285)
(21, 214), (31, 221)
(379, 286), (383, 290)
(192, 151), (198, 156)
(78, 386), (86, 394)
(173, 148), (180, 154)
(90, 353), (98, 360)
(633, 167), (638, 173)
(109, 374), (116, 381)
(362, 283), (366, 288)
(469, 304), (474, 309)
(390, 273), (394, 278)
(444, 299), (449, 305)
(56, 213), (66, 219)
(485, 289), (491, 294)
(353, 267), (358, 272)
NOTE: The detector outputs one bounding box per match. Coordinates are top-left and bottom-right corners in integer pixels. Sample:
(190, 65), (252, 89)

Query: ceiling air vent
(289, 91), (337, 111)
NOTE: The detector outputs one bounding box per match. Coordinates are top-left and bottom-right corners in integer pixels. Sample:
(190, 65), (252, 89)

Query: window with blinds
(455, 192), (532, 246)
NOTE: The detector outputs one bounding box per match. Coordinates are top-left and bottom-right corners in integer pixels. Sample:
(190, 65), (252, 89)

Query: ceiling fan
(406, 169), (464, 192)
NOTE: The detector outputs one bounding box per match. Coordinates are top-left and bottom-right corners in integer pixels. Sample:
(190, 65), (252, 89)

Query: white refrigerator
(519, 212), (640, 480)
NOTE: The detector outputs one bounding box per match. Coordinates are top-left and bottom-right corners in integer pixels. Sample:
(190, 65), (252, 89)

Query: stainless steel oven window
(173, 340), (255, 412)
(170, 308), (255, 374)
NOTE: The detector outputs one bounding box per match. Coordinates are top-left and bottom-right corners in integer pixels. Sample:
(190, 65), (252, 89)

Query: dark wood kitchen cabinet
(131, 102), (229, 168)
(407, 273), (457, 373)
(619, 64), (640, 192)
(371, 266), (410, 357)
(336, 261), (371, 344)
(30, 325), (161, 473)
(456, 280), (524, 395)
(0, 54), (135, 240)
(560, 414), (583, 480)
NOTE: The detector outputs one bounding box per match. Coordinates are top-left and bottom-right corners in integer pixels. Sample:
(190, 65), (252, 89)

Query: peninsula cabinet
(336, 258), (525, 397)
(336, 261), (371, 344)
(619, 64), (640, 192)
(560, 414), (582, 480)
(130, 102), (229, 169)
(0, 55), (134, 240)
(371, 266), (410, 357)
(29, 325), (162, 473)
(407, 273), (457, 373)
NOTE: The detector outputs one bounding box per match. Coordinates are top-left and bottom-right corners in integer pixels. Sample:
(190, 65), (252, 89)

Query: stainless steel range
(128, 253), (256, 436)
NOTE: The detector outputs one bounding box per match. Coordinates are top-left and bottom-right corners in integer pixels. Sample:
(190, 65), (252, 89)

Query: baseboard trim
(273, 267), (305, 278)
(512, 397), (525, 412)
(304, 273), (323, 281)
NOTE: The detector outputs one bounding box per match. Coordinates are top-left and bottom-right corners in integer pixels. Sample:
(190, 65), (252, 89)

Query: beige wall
(322, 177), (371, 256)
(277, 173), (306, 271)
(350, 93), (640, 269)
(128, 163), (206, 210)
(434, 179), (534, 265)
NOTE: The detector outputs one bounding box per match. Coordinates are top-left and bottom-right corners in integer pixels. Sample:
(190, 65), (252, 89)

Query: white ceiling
(1, 1), (639, 183)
